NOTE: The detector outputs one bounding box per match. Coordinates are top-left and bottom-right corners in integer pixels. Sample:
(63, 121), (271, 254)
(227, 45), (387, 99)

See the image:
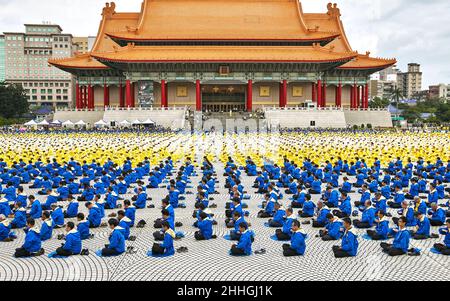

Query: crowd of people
(0, 130), (448, 260)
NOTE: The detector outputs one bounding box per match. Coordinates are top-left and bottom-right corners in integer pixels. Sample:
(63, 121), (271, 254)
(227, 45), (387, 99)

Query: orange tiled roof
(91, 44), (358, 63)
(105, 0), (339, 41)
(303, 4), (396, 70)
(49, 12), (139, 69)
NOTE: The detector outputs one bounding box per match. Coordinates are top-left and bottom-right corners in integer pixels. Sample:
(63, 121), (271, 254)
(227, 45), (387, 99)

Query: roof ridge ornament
(327, 3), (341, 17)
(102, 2), (116, 19)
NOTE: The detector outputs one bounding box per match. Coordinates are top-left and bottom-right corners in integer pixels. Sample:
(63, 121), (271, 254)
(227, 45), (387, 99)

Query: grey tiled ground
(0, 164), (449, 281)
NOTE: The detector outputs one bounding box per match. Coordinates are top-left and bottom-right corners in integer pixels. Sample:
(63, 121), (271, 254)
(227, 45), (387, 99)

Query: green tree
(390, 88), (404, 116)
(0, 82), (29, 118)
(369, 97), (390, 109)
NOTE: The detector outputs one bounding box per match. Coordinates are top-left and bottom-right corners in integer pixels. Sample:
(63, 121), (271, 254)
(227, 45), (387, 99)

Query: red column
(311, 82), (316, 104)
(322, 82), (327, 107)
(196, 80), (202, 111)
(247, 80), (253, 112)
(126, 80), (132, 108)
(317, 80), (322, 108)
(119, 83), (125, 107)
(80, 86), (85, 108)
(282, 80), (287, 107)
(279, 83), (283, 107)
(361, 85), (365, 109)
(161, 80), (167, 108)
(75, 83), (80, 109)
(103, 84), (109, 107)
(87, 85), (92, 109)
(350, 85), (354, 109)
(335, 85), (339, 107)
(364, 83), (369, 109)
(131, 82), (136, 107)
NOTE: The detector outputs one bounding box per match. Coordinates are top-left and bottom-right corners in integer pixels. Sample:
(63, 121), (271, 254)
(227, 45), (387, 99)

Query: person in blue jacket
(367, 211), (390, 240)
(258, 193), (276, 218)
(229, 211), (247, 241)
(153, 209), (174, 240)
(0, 198), (11, 217)
(299, 194), (316, 218)
(230, 222), (252, 256)
(117, 210), (131, 241)
(0, 215), (15, 242)
(124, 200), (136, 227)
(76, 213), (91, 240)
(333, 217), (359, 258)
(50, 203), (65, 228)
(152, 221), (175, 256)
(319, 214), (343, 241)
(282, 220), (306, 256)
(433, 219), (449, 255)
(105, 187), (118, 209)
(133, 187), (147, 209)
(42, 190), (59, 210)
(353, 200), (376, 228)
(393, 201), (416, 227)
(275, 208), (297, 241)
(3, 182), (17, 202)
(413, 196), (427, 215)
(40, 211), (53, 241)
(10, 204), (27, 229)
(86, 202), (102, 228)
(268, 203), (286, 227)
(195, 212), (216, 240)
(312, 201), (331, 228)
(428, 202), (446, 226)
(387, 186), (404, 209)
(410, 212), (431, 240)
(380, 216), (410, 256)
(101, 218), (126, 257)
(28, 196), (42, 220)
(333, 192), (351, 218)
(55, 222), (82, 256)
(14, 218), (44, 258)
(372, 193), (387, 214)
(323, 187), (339, 208)
(64, 196), (79, 218)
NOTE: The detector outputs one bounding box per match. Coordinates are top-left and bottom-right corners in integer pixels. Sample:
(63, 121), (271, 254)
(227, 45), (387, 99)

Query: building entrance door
(202, 85), (246, 112)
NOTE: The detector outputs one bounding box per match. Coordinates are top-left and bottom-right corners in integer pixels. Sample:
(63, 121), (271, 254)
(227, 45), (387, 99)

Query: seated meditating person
(10, 202), (27, 229)
(42, 189), (58, 210)
(392, 201), (416, 227)
(410, 211), (431, 240)
(28, 195), (42, 220)
(298, 194), (315, 218)
(332, 192), (351, 219)
(229, 211), (247, 241)
(291, 188), (307, 209)
(433, 219), (450, 255)
(322, 186), (339, 208)
(0, 214), (15, 242)
(50, 203), (65, 228)
(332, 217), (359, 258)
(14, 218), (44, 258)
(230, 222), (252, 256)
(340, 177), (352, 194)
(311, 201), (330, 229)
(76, 213), (91, 240)
(353, 200), (376, 229)
(428, 202), (446, 226)
(380, 216), (410, 256)
(64, 195), (79, 218)
(366, 211), (390, 240)
(40, 211), (53, 241)
(101, 218), (126, 257)
(257, 193), (276, 218)
(153, 209), (174, 241)
(405, 178), (420, 200)
(225, 197), (243, 228)
(117, 210), (132, 241)
(55, 222), (82, 257)
(319, 214), (343, 241)
(151, 221), (175, 256)
(308, 177), (322, 195)
(86, 202), (102, 228)
(413, 196), (427, 215)
(372, 193), (387, 215)
(124, 200), (136, 227)
(268, 203), (286, 227)
(387, 186), (405, 209)
(282, 220), (306, 257)
(285, 178), (298, 195)
(195, 212), (216, 241)
(354, 185), (371, 207)
(133, 187), (147, 209)
(275, 208), (296, 241)
(104, 187), (119, 210)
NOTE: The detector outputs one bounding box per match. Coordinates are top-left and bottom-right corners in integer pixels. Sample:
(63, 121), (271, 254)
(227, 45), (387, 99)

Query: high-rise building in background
(73, 37), (89, 54)
(369, 65), (399, 101)
(0, 35), (5, 82)
(397, 63), (422, 99)
(3, 23), (75, 107)
(429, 83), (450, 101)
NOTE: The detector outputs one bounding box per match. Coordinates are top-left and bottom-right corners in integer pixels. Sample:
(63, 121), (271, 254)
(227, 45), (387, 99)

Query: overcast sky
(0, 0), (448, 87)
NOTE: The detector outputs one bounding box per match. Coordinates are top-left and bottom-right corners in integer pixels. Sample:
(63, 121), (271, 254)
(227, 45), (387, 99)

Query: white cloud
(0, 0), (448, 87)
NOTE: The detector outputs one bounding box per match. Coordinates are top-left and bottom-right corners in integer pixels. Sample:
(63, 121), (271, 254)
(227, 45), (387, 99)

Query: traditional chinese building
(49, 0), (396, 112)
